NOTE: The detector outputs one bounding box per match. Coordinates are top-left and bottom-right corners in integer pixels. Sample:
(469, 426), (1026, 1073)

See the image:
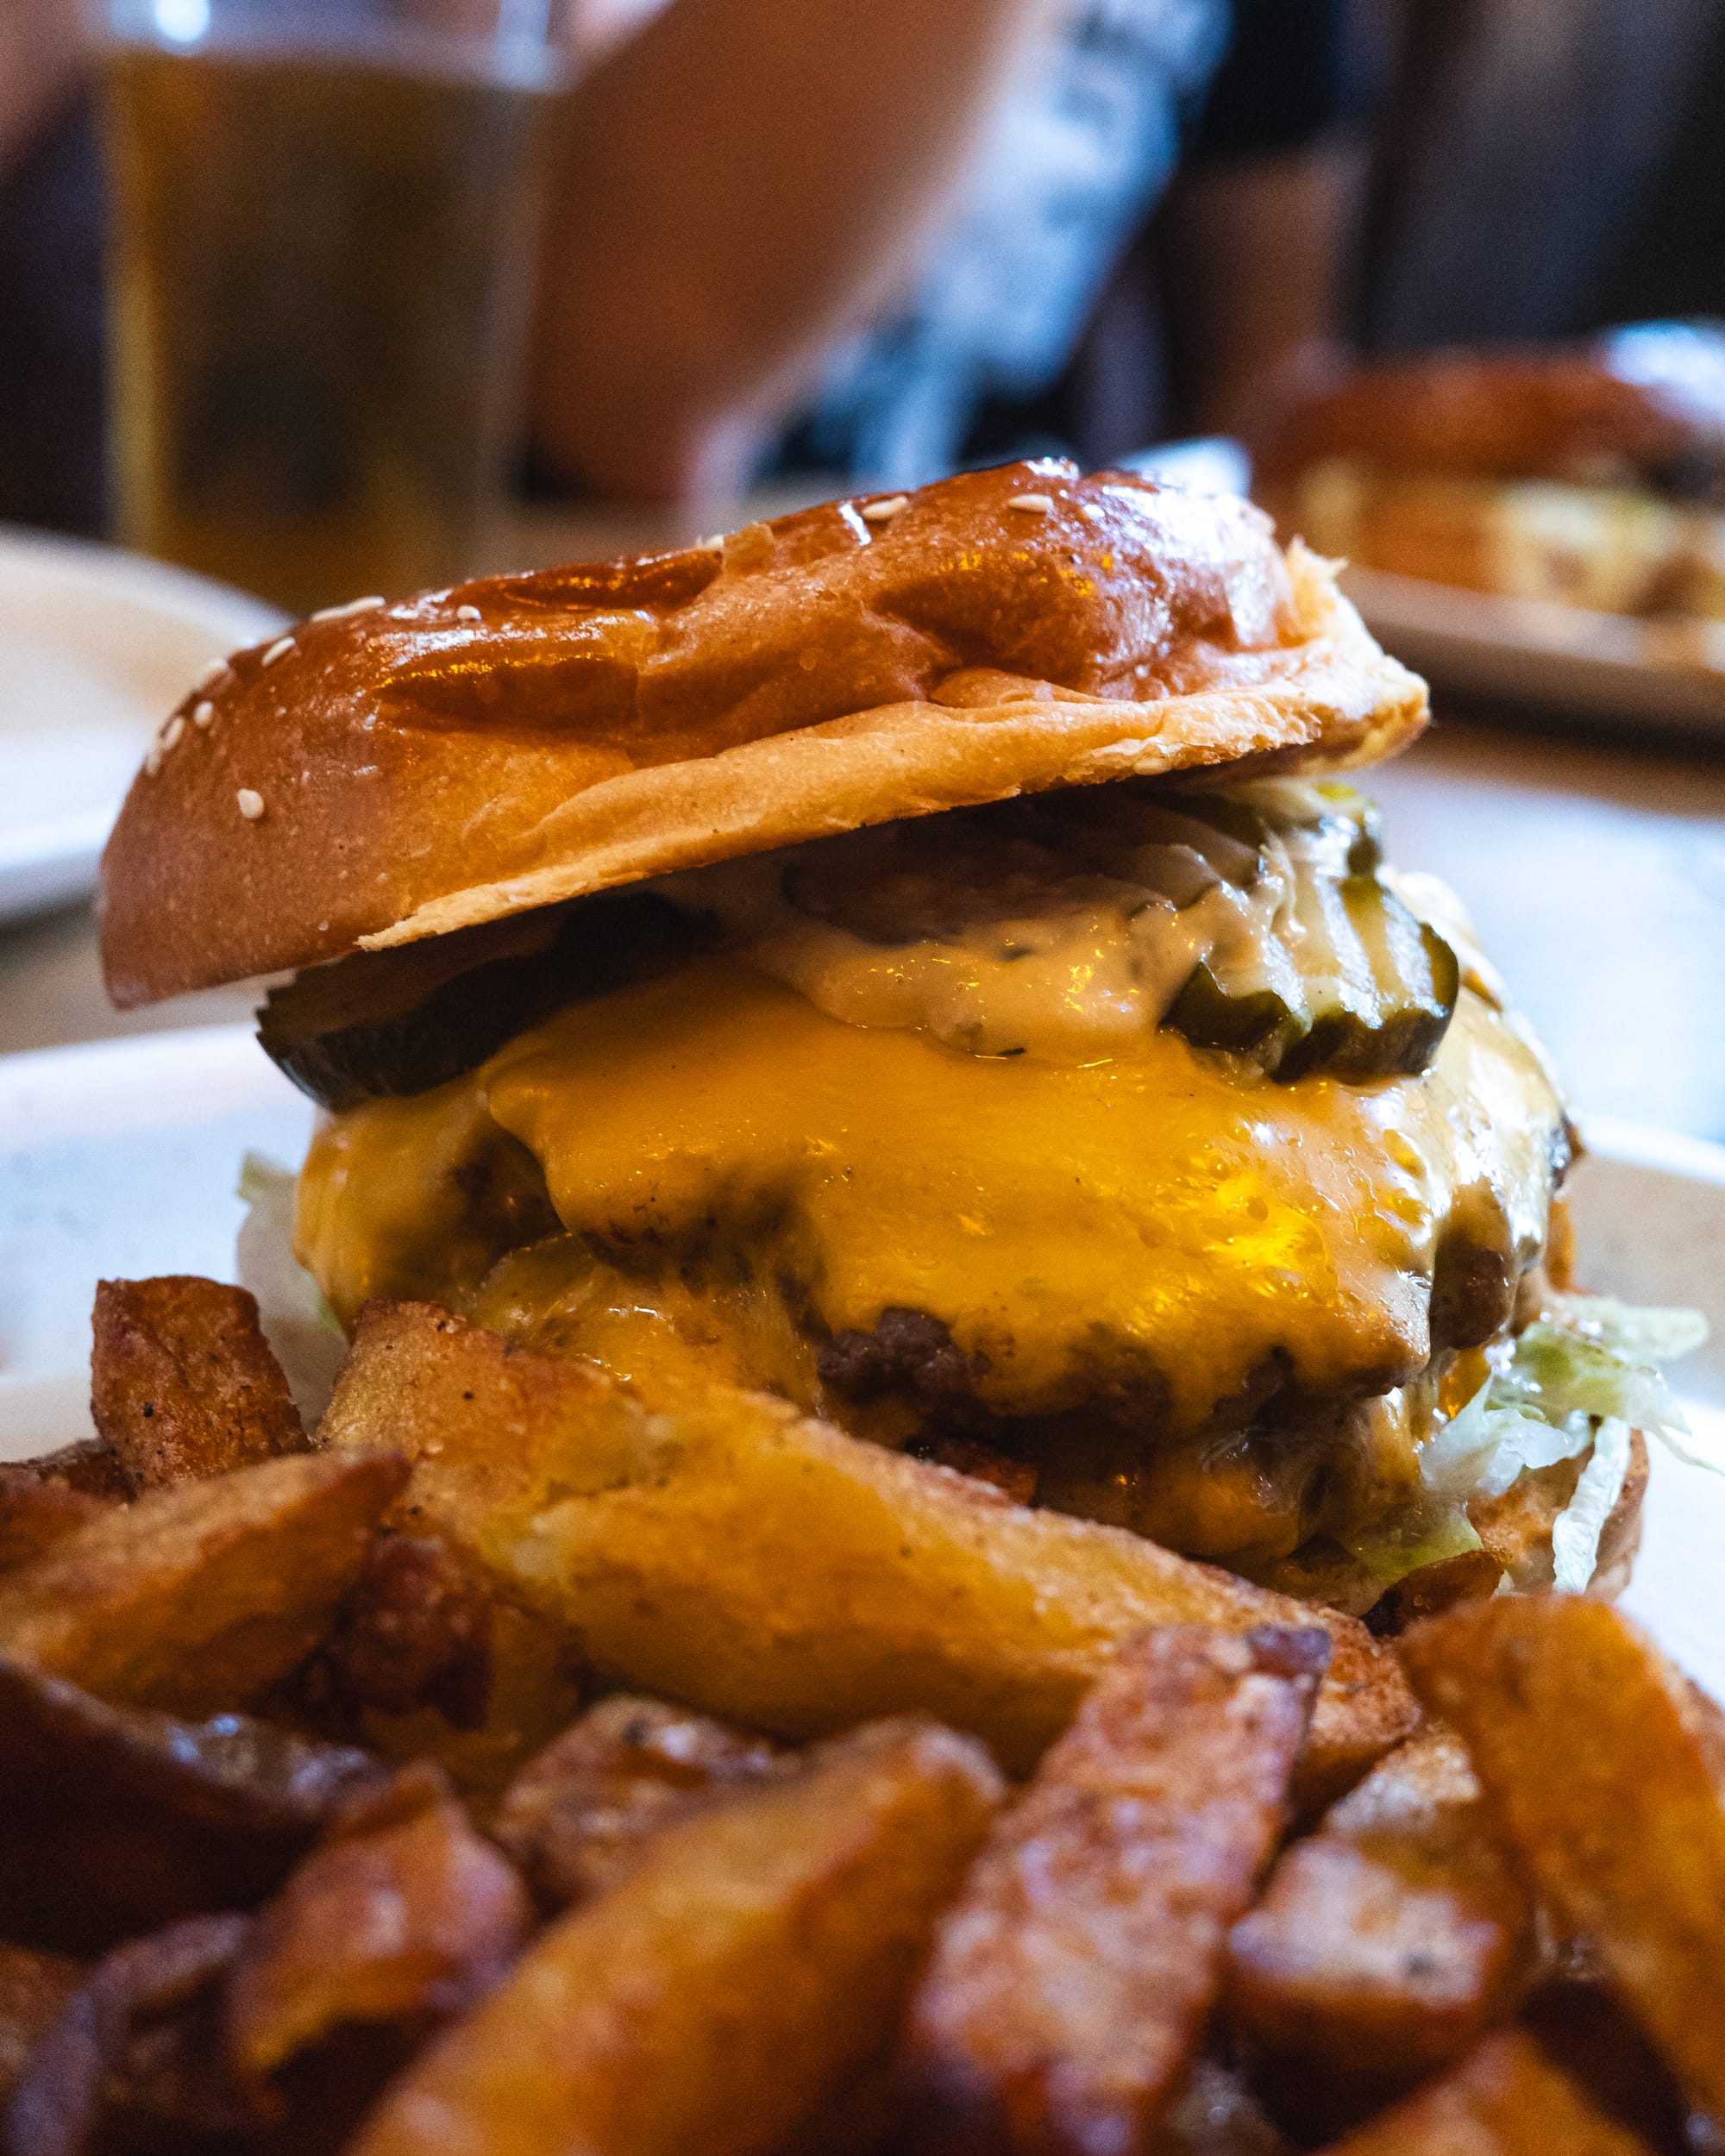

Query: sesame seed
(192, 700), (216, 729)
(697, 534), (724, 551)
(236, 787), (265, 820)
(161, 715), (185, 749)
(310, 594), (386, 622)
(1007, 492), (1056, 514)
(196, 659), (231, 692)
(456, 604), (482, 622)
(861, 495), (909, 523)
(1079, 503), (1103, 523)
(260, 636), (296, 668)
(144, 746), (162, 777)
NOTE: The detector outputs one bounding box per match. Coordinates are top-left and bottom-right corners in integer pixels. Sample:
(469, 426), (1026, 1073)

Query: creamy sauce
(705, 878), (1276, 1063)
(658, 781), (1344, 1064)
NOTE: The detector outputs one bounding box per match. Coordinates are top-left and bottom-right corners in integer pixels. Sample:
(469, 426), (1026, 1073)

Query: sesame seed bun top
(98, 459), (1427, 1007)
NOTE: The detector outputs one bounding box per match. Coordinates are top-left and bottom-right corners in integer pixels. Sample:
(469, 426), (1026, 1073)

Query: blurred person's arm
(0, 0), (85, 174)
(531, 0), (1056, 503)
(1153, 0), (1373, 444)
(1155, 140), (1364, 440)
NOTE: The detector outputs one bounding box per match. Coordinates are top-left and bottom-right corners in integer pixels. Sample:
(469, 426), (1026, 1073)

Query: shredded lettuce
(1490, 1319), (1696, 1441)
(1343, 1490), (1484, 1589)
(1417, 1295), (1713, 1594)
(1538, 1293), (1710, 1368)
(1552, 1417), (1634, 1593)
(235, 1151), (348, 1426)
(1420, 1391), (1593, 1502)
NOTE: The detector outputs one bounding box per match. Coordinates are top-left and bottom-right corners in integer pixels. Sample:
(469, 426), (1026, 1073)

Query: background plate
(1343, 563), (1725, 741)
(0, 526), (285, 923)
(0, 1025), (1721, 1685)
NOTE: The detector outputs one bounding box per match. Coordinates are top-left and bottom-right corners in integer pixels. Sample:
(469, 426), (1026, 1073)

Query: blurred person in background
(0, 0), (1372, 527)
(4, 0), (1723, 535)
(1360, 0), (1725, 349)
(0, 0), (103, 532)
(530, 0), (1372, 500)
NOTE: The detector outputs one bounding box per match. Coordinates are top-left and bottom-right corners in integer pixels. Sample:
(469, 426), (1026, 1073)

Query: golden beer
(104, 36), (554, 616)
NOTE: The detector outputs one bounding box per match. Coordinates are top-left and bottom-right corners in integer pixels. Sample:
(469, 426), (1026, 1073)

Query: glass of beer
(98, 0), (568, 617)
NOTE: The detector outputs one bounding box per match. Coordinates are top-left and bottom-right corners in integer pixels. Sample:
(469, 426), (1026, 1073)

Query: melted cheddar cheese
(296, 955), (1563, 1563)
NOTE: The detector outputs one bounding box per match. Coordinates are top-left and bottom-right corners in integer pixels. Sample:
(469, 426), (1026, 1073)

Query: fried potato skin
(293, 1533), (496, 1733)
(0, 1449), (128, 1575)
(0, 1485), (111, 1576)
(338, 1594), (587, 1808)
(1401, 1597), (1725, 2119)
(490, 1696), (784, 1909)
(0, 1658), (384, 1953)
(0, 1451), (406, 1716)
(91, 1275), (307, 1490)
(3, 1443), (130, 1501)
(0, 1946), (83, 2110)
(1226, 1723), (1534, 2126)
(905, 1626), (1324, 2155)
(320, 1305), (1417, 1801)
(227, 1765), (530, 2081)
(4, 1913), (258, 2156)
(348, 1718), (1003, 2156)
(1309, 2029), (1659, 2155)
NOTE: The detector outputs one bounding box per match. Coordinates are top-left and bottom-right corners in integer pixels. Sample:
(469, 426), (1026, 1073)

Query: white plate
(0, 527), (285, 923)
(0, 1025), (1722, 1687)
(1342, 563), (1725, 741)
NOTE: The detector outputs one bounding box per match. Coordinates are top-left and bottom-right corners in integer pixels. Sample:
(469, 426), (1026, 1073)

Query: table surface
(4, 500), (1725, 1144)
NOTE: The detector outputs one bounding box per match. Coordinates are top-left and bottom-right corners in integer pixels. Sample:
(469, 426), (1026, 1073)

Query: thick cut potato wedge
(1157, 2055), (1292, 2156)
(1401, 1597), (1725, 2120)
(340, 1591), (586, 1808)
(906, 1625), (1325, 2153)
(1311, 2029), (1658, 2155)
(0, 1658), (383, 1952)
(1521, 1980), (1693, 2156)
(0, 1446), (128, 1574)
(491, 1696), (786, 1908)
(91, 1275), (308, 1489)
(7, 1912), (258, 2153)
(0, 1482), (112, 1575)
(0, 1451), (405, 1716)
(0, 1944), (84, 2108)
(321, 1305), (1417, 1797)
(227, 1765), (530, 2078)
(1226, 1723), (1534, 2126)
(348, 1717), (1003, 2156)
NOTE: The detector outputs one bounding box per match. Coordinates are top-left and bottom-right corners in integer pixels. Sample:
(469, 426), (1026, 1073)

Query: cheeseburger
(100, 459), (1671, 1619)
(1253, 323), (1725, 619)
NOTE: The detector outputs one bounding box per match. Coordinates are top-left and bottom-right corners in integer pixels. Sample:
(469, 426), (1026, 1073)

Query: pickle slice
(1343, 875), (1461, 1075)
(1166, 964), (1301, 1057)
(257, 891), (714, 1111)
(1037, 789), (1264, 890)
(1160, 787), (1459, 1085)
(1151, 794), (1269, 879)
(1269, 876), (1458, 1083)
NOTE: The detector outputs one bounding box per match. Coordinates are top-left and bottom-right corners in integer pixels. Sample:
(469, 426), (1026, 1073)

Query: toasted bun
(99, 461), (1425, 1006)
(1254, 328), (1725, 496)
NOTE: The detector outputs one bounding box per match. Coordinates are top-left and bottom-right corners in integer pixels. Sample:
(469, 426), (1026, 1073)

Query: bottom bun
(1364, 1427), (1647, 1637)
(1243, 1426), (1647, 1632)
